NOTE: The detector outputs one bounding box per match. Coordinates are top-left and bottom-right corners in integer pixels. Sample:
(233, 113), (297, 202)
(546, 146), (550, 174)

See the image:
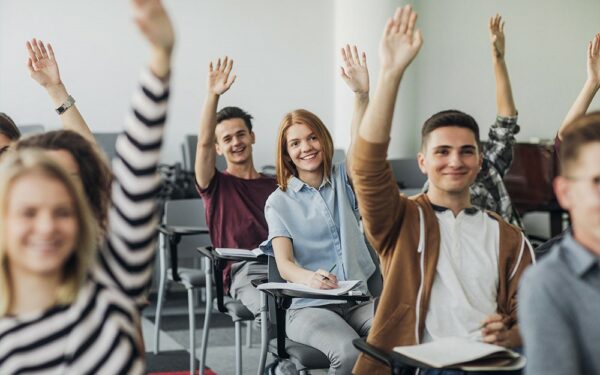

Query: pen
(321, 263), (337, 282)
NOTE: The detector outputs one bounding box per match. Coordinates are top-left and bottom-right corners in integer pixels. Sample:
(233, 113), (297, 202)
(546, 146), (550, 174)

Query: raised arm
(26, 39), (95, 143)
(195, 57), (236, 189)
(484, 15), (519, 176)
(489, 14), (517, 117)
(350, 5), (423, 255)
(559, 33), (600, 139)
(340, 44), (370, 178)
(358, 6), (422, 143)
(97, 0), (174, 304)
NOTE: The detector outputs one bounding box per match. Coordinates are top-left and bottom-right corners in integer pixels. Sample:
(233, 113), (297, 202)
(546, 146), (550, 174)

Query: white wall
(0, 0), (334, 168)
(2, 0), (600, 169)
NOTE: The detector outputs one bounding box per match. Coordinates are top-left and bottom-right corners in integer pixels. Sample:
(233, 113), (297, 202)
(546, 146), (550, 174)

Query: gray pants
(230, 261), (268, 319)
(286, 301), (373, 374)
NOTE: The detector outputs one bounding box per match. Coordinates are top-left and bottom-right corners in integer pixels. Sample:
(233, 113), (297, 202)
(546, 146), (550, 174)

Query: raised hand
(208, 57), (237, 96)
(26, 39), (61, 88)
(379, 4), (423, 76)
(489, 14), (506, 59)
(587, 33), (600, 86)
(132, 0), (175, 53)
(341, 45), (369, 95)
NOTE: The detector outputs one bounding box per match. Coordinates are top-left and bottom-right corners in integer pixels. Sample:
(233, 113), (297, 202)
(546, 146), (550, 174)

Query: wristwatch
(55, 95), (75, 115)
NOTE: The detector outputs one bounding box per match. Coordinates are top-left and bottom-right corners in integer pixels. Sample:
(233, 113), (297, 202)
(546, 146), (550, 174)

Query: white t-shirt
(423, 207), (500, 343)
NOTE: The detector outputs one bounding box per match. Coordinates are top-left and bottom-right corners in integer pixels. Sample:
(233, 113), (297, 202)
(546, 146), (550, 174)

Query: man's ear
(417, 152), (427, 175)
(215, 143), (224, 156)
(479, 151), (484, 170)
(250, 131), (256, 145)
(553, 176), (572, 211)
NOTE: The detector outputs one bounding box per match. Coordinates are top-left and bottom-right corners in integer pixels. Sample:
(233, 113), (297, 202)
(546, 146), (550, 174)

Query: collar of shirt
(562, 231), (600, 278)
(288, 174), (332, 193)
(430, 203), (479, 216)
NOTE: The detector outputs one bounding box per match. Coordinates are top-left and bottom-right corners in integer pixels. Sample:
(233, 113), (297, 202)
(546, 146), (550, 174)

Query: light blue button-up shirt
(260, 162), (376, 309)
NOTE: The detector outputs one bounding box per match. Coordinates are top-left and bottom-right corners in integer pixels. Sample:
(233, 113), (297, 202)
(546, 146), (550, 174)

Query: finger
(414, 29), (424, 49)
(26, 57), (35, 73)
(594, 34), (600, 57)
(209, 61), (214, 72)
(483, 321), (505, 332)
(383, 18), (395, 38)
(500, 20), (505, 33)
(227, 74), (237, 87)
(340, 66), (350, 80)
(482, 334), (498, 344)
(38, 40), (48, 59)
(406, 11), (418, 38)
(222, 56), (229, 72)
(344, 44), (353, 66)
(224, 58), (234, 75)
(216, 58), (221, 71)
(25, 41), (37, 61)
(393, 7), (404, 33)
(361, 51), (367, 68)
(398, 5), (412, 34)
(352, 45), (360, 65)
(31, 38), (42, 59)
(341, 47), (349, 66)
(488, 16), (493, 31)
(47, 43), (56, 61)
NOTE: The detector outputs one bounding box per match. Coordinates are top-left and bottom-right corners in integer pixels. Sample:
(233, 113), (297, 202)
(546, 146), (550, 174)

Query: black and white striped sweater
(0, 68), (169, 375)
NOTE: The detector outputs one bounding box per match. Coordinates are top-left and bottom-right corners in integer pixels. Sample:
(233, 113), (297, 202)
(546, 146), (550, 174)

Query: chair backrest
(163, 199), (212, 258)
(182, 134), (227, 172)
(388, 158), (426, 189)
(332, 148), (346, 164)
(17, 124), (45, 135)
(94, 132), (120, 161)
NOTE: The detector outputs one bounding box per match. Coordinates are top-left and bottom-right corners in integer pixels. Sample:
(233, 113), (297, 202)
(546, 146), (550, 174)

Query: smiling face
(418, 126), (482, 196)
(215, 118), (255, 166)
(285, 122), (324, 180)
(4, 172), (78, 279)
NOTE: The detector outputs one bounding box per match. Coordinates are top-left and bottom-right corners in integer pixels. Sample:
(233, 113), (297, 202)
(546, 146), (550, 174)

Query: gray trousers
(286, 301), (373, 374)
(230, 261), (268, 320)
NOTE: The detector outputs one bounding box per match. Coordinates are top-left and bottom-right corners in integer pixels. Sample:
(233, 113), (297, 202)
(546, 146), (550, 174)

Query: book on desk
(257, 280), (361, 296)
(393, 337), (526, 371)
(214, 247), (265, 258)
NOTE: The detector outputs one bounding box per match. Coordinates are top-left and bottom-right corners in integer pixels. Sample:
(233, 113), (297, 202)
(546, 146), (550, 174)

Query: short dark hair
(560, 111), (600, 175)
(15, 130), (112, 232)
(421, 110), (481, 150)
(0, 113), (21, 141)
(216, 106), (254, 132)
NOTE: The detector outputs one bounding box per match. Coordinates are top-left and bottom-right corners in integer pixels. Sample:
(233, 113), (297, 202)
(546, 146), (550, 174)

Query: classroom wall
(0, 0), (335, 168)
(1, 0), (599, 238)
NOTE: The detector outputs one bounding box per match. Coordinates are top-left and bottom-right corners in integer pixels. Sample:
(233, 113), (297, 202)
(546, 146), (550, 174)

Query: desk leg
(200, 257), (213, 375)
(257, 291), (268, 375)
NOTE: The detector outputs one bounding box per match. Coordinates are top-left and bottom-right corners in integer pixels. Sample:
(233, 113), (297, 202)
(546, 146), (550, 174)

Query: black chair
(197, 246), (261, 375)
(153, 199), (210, 375)
(257, 257), (372, 374)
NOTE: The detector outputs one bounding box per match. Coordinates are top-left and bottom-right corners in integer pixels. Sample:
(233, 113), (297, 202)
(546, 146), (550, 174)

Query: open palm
(208, 57), (236, 95)
(341, 45), (369, 95)
(379, 5), (423, 74)
(489, 14), (505, 58)
(26, 39), (61, 88)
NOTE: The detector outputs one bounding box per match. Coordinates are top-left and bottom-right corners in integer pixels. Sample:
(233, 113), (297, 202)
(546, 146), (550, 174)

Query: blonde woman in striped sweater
(0, 0), (174, 373)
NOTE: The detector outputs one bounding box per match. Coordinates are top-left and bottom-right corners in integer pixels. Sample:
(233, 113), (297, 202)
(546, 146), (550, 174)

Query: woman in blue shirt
(261, 46), (377, 374)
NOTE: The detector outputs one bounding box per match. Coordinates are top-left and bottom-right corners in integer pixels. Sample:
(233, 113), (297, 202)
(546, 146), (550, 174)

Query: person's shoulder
(522, 244), (566, 289)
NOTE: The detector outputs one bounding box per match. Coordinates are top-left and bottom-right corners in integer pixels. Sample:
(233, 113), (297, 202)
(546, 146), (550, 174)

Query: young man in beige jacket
(350, 6), (534, 375)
